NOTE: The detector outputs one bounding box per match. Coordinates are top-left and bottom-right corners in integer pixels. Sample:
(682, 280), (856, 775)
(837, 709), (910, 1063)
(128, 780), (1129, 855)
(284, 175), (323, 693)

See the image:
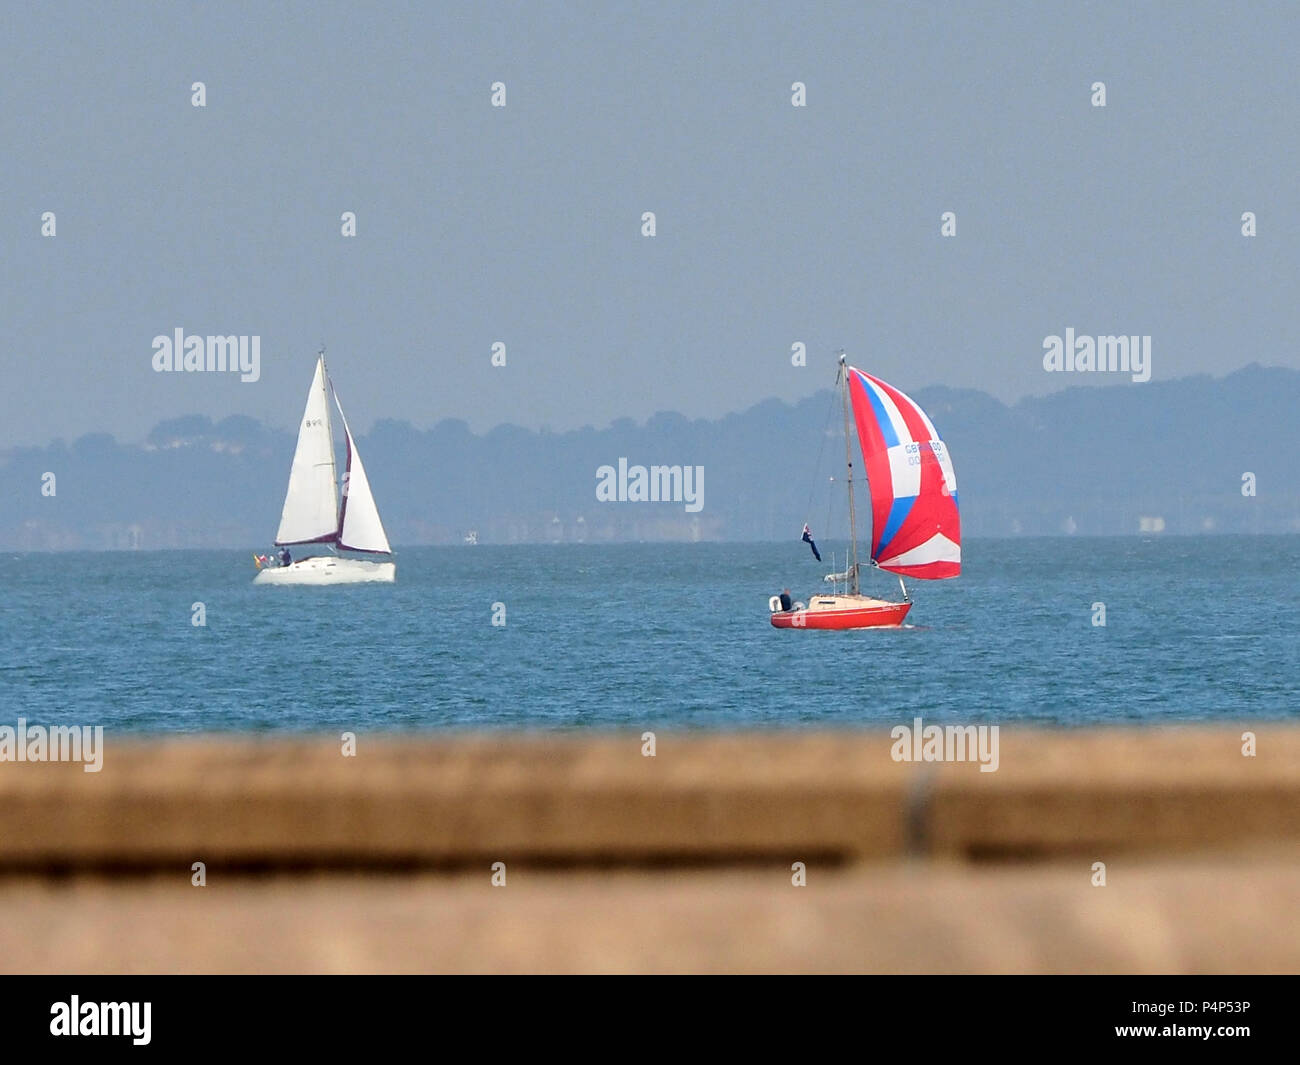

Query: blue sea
(2, 537), (1297, 733)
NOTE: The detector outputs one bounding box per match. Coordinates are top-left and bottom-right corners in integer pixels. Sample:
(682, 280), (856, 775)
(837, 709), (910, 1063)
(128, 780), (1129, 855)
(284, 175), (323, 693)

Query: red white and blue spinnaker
(847, 367), (960, 579)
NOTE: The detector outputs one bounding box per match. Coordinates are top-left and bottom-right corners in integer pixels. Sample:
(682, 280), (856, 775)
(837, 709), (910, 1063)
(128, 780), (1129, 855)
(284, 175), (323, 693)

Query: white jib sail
(332, 388), (392, 554)
(275, 357), (340, 545)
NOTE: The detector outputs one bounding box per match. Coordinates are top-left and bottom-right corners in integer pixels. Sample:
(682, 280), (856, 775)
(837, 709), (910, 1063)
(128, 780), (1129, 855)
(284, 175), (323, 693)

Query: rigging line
(825, 468), (837, 550)
(802, 375), (840, 528)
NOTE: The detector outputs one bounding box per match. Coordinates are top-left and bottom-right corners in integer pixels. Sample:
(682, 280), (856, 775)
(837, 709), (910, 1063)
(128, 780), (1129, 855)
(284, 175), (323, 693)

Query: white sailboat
(254, 350), (395, 585)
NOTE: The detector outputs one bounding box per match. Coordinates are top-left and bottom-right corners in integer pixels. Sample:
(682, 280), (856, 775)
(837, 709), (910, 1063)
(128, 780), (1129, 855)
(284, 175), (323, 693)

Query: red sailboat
(770, 353), (960, 630)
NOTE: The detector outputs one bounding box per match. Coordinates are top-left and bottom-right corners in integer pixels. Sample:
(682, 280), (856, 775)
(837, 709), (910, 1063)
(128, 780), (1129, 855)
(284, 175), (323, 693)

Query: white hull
(254, 556), (395, 585)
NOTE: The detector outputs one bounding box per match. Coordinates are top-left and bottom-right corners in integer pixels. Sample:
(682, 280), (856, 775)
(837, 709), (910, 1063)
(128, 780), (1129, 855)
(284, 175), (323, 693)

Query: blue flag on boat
(801, 523), (821, 562)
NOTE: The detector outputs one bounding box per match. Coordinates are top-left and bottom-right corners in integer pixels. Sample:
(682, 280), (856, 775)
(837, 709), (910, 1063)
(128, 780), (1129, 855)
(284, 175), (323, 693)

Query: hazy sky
(2, 1), (1297, 447)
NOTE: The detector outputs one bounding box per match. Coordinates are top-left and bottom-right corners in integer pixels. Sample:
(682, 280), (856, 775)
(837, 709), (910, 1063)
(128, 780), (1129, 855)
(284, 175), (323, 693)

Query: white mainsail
(274, 357), (340, 545)
(332, 386), (392, 554)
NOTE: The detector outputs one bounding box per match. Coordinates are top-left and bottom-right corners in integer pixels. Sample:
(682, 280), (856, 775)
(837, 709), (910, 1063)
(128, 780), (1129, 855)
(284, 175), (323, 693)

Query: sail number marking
(903, 440), (945, 467)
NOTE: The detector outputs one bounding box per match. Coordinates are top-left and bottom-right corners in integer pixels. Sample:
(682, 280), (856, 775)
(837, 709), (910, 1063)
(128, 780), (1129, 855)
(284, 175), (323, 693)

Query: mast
(318, 346), (340, 529)
(838, 351), (860, 595)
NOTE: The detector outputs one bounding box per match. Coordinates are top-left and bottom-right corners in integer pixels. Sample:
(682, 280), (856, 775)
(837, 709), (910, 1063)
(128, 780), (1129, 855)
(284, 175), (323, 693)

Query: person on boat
(279, 547), (291, 568)
(779, 588), (793, 612)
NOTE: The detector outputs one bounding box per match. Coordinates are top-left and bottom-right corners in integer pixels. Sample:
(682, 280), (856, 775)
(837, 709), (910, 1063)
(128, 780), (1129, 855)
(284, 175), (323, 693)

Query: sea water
(1, 537), (1296, 733)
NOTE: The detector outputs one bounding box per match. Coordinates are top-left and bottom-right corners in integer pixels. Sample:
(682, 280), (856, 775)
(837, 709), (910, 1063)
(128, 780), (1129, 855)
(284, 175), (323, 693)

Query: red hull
(771, 600), (911, 630)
